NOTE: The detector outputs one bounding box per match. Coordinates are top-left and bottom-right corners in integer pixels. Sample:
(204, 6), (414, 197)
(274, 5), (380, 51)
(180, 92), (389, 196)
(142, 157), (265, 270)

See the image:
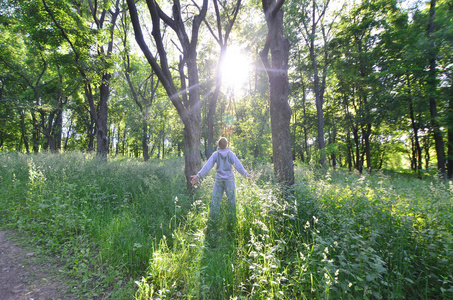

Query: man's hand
(190, 175), (198, 185)
(246, 174), (254, 182)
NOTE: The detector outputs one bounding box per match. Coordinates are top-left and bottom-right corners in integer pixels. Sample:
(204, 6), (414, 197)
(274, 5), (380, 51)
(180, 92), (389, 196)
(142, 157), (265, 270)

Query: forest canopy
(1, 0), (452, 178)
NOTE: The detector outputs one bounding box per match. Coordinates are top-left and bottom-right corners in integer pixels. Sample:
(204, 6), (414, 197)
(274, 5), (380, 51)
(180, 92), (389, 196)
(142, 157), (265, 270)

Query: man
(191, 137), (251, 227)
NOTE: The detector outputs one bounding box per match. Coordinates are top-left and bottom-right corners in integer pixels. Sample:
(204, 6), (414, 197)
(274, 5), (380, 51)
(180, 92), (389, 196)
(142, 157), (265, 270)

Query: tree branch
(126, 0), (184, 118)
(41, 0), (81, 64)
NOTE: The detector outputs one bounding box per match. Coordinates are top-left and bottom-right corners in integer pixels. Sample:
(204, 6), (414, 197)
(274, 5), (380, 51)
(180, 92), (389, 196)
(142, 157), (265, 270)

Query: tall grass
(1, 152), (452, 299)
(0, 152), (189, 298)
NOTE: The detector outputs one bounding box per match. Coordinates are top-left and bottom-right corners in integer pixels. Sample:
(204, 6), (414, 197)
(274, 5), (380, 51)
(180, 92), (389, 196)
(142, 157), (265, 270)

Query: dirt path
(0, 230), (74, 300)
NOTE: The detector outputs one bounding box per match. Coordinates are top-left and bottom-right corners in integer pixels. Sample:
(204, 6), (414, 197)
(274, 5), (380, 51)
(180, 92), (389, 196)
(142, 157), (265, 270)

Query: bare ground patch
(0, 230), (75, 300)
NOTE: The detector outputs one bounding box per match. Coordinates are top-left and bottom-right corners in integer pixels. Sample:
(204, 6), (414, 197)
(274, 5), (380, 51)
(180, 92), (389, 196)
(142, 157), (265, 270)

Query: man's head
(217, 137), (228, 149)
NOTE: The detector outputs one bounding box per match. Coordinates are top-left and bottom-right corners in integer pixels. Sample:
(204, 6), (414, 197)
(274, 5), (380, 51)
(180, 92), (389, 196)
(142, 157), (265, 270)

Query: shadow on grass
(199, 203), (238, 299)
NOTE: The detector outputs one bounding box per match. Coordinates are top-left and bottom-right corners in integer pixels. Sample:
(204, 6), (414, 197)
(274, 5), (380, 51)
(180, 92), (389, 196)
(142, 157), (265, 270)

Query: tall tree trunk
(307, 0), (327, 167)
(424, 132), (431, 171)
(121, 18), (157, 162)
(64, 118), (72, 151)
(330, 123), (337, 169)
(183, 119), (202, 190)
(127, 0), (207, 191)
(363, 124), (372, 173)
(427, 0), (446, 176)
(87, 119), (95, 152)
(20, 110), (30, 153)
(54, 108), (63, 152)
(143, 122), (149, 162)
(260, 0), (294, 188)
(302, 84), (309, 163)
(31, 111), (40, 153)
(96, 73), (111, 158)
(347, 130), (352, 172)
(42, 0), (120, 158)
(408, 91), (422, 177)
(448, 128), (453, 178)
(122, 128), (126, 156)
(42, 110), (61, 153)
(353, 126), (362, 173)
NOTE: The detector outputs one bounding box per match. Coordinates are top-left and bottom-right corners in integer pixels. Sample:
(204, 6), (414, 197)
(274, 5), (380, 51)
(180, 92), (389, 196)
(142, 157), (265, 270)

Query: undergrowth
(1, 152), (452, 299)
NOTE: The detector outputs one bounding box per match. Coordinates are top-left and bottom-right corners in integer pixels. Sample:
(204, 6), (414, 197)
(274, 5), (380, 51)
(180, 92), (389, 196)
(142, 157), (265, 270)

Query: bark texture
(127, 0), (208, 190)
(260, 0), (294, 188)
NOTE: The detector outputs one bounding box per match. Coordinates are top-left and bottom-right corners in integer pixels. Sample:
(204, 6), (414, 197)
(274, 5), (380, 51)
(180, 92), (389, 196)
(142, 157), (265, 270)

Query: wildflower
(299, 252), (306, 261)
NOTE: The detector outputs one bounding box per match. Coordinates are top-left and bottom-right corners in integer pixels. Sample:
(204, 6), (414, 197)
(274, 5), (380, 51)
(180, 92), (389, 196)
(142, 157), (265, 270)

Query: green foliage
(1, 153), (452, 298)
(0, 152), (188, 298)
(133, 161), (453, 299)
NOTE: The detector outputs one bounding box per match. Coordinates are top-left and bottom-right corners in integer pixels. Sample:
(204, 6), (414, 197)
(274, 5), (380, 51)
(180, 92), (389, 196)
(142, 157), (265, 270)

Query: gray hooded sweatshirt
(197, 147), (248, 180)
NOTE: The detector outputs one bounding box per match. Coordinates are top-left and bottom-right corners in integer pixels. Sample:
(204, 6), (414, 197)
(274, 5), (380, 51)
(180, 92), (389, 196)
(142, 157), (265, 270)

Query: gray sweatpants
(209, 179), (236, 222)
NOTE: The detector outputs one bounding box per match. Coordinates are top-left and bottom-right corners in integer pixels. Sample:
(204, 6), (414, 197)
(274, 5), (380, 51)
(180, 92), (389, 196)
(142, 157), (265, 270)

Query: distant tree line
(1, 0), (452, 179)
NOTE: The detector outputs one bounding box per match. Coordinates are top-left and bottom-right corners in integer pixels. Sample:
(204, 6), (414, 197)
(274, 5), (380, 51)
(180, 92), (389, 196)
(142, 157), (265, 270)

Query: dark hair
(218, 137), (228, 149)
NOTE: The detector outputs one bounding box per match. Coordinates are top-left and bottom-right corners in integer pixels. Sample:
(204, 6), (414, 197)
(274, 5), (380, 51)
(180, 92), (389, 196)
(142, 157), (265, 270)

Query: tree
(127, 0), (208, 189)
(435, 0), (453, 178)
(0, 1), (78, 153)
(118, 9), (160, 161)
(426, 0), (446, 176)
(203, 0), (243, 158)
(331, 0), (397, 173)
(287, 0), (338, 167)
(42, 0), (122, 158)
(260, 0), (294, 188)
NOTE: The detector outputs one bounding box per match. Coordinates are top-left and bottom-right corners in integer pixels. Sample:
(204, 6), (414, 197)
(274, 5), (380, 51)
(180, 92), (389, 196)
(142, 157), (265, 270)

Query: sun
(220, 46), (252, 93)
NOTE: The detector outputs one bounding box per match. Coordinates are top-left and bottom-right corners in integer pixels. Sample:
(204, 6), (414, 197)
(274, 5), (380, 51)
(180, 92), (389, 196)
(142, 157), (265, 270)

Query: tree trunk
(42, 0), (119, 157)
(353, 126), (362, 173)
(427, 0), (446, 176)
(424, 132), (431, 171)
(64, 118), (72, 151)
(143, 122), (149, 162)
(330, 124), (337, 169)
(310, 34), (326, 166)
(347, 130), (352, 172)
(408, 92), (422, 177)
(363, 124), (372, 173)
(54, 108), (63, 152)
(31, 111), (40, 153)
(20, 110), (30, 153)
(302, 84), (309, 163)
(95, 74), (111, 158)
(127, 0), (206, 191)
(87, 120), (95, 152)
(183, 120), (202, 190)
(42, 110), (61, 153)
(122, 128), (126, 156)
(260, 0), (294, 188)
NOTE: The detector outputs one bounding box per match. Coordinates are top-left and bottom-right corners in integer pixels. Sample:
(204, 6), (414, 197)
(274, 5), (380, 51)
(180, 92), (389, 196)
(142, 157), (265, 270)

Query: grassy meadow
(0, 152), (452, 299)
